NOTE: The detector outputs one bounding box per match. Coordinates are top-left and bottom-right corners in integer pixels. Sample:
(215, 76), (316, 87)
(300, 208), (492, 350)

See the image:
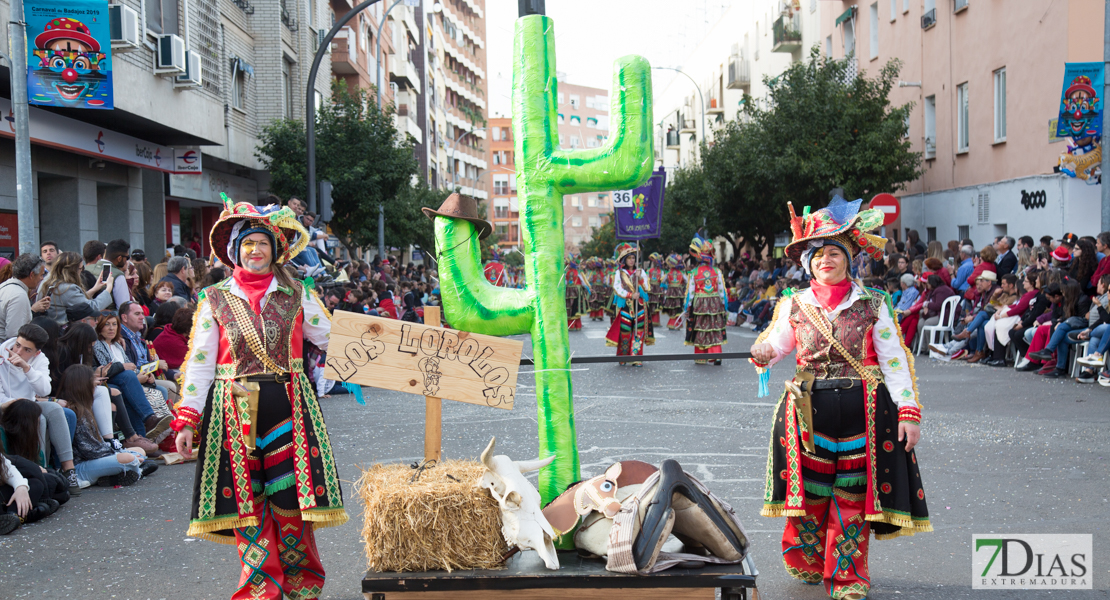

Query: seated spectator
(1026, 278), (1089, 377)
(94, 314), (172, 442)
(0, 398), (69, 512)
(0, 324), (82, 494)
(894, 273), (920, 317)
(904, 275), (953, 347)
(56, 323), (158, 454)
(119, 301), (178, 401)
(981, 271), (1041, 366)
(922, 257), (951, 287)
(147, 280), (175, 315)
(1060, 275), (1110, 382)
(39, 252), (113, 325)
(0, 445), (65, 535)
(153, 307), (194, 372)
(146, 298), (185, 342)
(953, 245), (975, 293)
(1071, 239), (1098, 296)
(0, 254), (46, 340)
(962, 245), (998, 304)
(1051, 245), (1072, 270)
(946, 272), (1012, 363)
(60, 365), (154, 487)
(159, 256), (194, 301)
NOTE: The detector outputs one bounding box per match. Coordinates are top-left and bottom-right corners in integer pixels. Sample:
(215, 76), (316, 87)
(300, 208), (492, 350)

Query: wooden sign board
(324, 311), (523, 410)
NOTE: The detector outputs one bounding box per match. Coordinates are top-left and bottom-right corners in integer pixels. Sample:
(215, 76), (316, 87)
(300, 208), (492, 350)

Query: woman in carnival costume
(662, 253), (688, 330)
(748, 197), (930, 600)
(605, 243), (654, 365)
(565, 254), (591, 331)
(173, 195), (346, 600)
(647, 252), (665, 325)
(684, 235), (728, 365)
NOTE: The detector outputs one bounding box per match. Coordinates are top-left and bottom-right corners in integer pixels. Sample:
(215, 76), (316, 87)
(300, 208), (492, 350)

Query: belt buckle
(839, 379), (855, 390)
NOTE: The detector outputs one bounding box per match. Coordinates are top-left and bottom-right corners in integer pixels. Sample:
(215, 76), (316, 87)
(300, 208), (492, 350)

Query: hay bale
(356, 459), (508, 572)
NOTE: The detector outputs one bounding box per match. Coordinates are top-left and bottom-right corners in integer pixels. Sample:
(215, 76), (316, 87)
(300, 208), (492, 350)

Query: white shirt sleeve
(301, 287), (331, 352)
(1, 455), (27, 491)
(176, 296), (218, 416)
(112, 275), (130, 308)
(872, 298), (919, 409)
(612, 271), (630, 301)
(760, 295), (797, 367)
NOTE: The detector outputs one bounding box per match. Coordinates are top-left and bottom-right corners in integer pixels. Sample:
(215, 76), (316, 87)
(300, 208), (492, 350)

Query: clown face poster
(1055, 62), (1103, 140)
(26, 0), (113, 110)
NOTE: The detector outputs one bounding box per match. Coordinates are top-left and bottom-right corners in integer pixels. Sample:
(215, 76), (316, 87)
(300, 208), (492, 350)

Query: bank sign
(973, 534), (1091, 589)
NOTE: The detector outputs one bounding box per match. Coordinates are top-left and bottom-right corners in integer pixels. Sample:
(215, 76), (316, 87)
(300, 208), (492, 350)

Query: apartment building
(0, 0), (332, 257)
(418, 0), (488, 200)
(656, 0), (822, 172)
(487, 117), (517, 248)
(822, 0), (1105, 246)
(557, 80), (612, 251)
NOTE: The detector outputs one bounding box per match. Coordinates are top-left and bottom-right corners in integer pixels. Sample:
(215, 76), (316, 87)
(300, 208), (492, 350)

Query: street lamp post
(5, 0), (34, 255)
(450, 126), (486, 190)
(652, 66), (706, 155)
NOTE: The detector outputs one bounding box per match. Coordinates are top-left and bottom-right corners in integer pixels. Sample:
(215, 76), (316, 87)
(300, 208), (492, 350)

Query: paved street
(1, 316), (1107, 599)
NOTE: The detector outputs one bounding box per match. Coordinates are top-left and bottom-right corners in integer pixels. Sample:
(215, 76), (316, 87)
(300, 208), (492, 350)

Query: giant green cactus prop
(432, 15), (653, 503)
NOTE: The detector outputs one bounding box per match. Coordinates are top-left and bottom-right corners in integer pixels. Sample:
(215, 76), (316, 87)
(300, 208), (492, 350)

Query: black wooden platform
(363, 550), (759, 600)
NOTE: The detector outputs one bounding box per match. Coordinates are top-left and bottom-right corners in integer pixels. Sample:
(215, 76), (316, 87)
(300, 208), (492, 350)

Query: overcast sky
(485, 0), (733, 118)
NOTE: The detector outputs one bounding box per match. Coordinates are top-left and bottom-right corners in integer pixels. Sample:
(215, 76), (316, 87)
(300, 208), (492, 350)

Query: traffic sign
(869, 193), (900, 226)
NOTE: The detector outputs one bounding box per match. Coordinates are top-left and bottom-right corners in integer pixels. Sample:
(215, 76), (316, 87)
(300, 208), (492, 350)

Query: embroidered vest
(789, 294), (883, 380)
(691, 265), (719, 296)
(207, 284), (303, 377)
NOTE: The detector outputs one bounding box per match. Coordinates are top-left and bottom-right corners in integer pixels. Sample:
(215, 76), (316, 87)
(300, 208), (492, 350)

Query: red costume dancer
(749, 198), (930, 600)
(173, 196), (347, 600)
(605, 243), (654, 366)
(662, 253), (687, 330)
(565, 255), (591, 331)
(647, 252), (665, 325)
(484, 246), (507, 287)
(585, 258), (607, 321)
(684, 235), (727, 365)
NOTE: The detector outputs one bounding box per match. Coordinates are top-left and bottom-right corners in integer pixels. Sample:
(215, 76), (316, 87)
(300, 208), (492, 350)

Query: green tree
(640, 165), (715, 257)
(704, 50), (922, 255)
(578, 219), (616, 260)
(256, 81), (422, 253)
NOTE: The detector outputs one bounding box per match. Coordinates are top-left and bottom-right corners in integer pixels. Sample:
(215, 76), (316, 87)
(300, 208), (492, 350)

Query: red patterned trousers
(232, 501), (325, 600)
(782, 495), (871, 600)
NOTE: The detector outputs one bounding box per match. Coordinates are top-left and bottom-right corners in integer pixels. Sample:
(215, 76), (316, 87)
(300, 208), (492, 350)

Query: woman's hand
(6, 485), (31, 518)
(899, 422), (921, 451)
(175, 428), (194, 459)
(750, 343), (776, 364)
(30, 296), (50, 313)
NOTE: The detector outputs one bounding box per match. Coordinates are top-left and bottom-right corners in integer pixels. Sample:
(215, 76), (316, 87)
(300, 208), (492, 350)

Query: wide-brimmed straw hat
(422, 193), (493, 240)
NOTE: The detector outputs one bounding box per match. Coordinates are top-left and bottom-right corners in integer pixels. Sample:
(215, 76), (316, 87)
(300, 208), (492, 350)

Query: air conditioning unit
(109, 4), (140, 51)
(953, 0), (969, 12)
(155, 34), (186, 74)
(174, 50), (203, 88)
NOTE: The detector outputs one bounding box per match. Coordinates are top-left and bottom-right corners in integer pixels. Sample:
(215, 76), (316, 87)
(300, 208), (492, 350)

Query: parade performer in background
(684, 235), (728, 365)
(602, 258), (618, 321)
(587, 257), (608, 321)
(606, 243), (654, 365)
(484, 246), (507, 287)
(173, 197), (347, 600)
(663, 253), (688, 330)
(647, 252), (665, 325)
(565, 254), (591, 331)
(748, 198), (930, 600)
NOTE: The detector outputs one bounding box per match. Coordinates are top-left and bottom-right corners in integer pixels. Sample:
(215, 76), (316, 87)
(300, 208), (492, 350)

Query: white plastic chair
(1069, 341), (1089, 378)
(915, 295), (960, 355)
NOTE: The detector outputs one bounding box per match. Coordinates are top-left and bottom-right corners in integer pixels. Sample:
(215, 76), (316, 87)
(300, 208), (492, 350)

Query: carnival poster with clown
(26, 0), (114, 110)
(1055, 62), (1103, 184)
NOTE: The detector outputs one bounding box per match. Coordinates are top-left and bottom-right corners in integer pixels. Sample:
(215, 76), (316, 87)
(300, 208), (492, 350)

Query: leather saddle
(627, 459), (749, 573)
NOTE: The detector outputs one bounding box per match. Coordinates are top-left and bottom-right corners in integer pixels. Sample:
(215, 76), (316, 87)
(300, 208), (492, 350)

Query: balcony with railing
(679, 119), (697, 134)
(665, 130), (680, 148)
(390, 54), (421, 94)
(330, 35), (368, 79)
(727, 55), (750, 90)
(772, 13), (802, 52)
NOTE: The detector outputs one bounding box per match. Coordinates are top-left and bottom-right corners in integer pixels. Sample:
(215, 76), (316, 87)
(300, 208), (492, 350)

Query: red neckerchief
(233, 266), (274, 314)
(810, 278), (853, 312)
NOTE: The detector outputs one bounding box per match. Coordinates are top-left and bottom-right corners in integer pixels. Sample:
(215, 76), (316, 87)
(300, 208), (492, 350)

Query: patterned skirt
(685, 294), (727, 349)
(188, 379), (346, 544)
(661, 285), (685, 311)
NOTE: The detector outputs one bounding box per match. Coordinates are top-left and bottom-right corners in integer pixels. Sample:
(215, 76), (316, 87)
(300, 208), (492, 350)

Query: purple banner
(614, 167), (667, 240)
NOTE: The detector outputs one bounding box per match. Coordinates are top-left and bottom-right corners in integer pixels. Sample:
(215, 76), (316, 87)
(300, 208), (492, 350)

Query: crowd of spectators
(719, 230), (1110, 385)
(0, 195), (441, 536)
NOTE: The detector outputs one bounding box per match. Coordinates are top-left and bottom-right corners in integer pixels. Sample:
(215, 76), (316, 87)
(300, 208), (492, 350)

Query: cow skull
(478, 437), (559, 570)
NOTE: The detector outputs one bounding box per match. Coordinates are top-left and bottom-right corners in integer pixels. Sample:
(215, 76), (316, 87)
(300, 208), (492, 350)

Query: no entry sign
(870, 193), (900, 226)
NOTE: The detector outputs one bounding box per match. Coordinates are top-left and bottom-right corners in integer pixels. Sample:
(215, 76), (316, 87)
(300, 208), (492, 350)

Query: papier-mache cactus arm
(434, 218), (535, 335)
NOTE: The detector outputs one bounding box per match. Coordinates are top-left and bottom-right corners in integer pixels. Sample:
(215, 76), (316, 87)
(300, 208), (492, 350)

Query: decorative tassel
(343, 382), (365, 405)
(757, 368), (770, 398)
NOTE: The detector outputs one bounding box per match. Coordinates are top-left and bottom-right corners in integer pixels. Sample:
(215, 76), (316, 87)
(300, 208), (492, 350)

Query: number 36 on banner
(611, 190), (634, 207)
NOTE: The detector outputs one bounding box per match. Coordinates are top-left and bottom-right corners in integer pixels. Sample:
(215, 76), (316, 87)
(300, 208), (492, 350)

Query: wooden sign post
(323, 309), (525, 462)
